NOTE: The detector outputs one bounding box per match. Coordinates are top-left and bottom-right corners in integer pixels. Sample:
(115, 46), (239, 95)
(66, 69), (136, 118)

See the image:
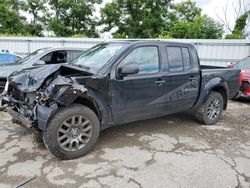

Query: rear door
(110, 44), (167, 123)
(165, 45), (200, 111)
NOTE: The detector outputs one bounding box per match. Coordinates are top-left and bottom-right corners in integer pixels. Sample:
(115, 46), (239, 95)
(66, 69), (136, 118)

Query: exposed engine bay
(3, 64), (93, 131)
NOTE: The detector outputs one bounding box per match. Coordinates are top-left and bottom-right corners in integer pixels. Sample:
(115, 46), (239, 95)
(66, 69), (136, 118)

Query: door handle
(155, 79), (166, 85)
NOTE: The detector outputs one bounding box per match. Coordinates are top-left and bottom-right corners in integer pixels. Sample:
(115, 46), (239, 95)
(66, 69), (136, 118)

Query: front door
(110, 45), (167, 124)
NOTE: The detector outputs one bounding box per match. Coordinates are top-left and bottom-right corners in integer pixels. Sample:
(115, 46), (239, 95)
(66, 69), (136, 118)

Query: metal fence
(1, 37), (250, 67)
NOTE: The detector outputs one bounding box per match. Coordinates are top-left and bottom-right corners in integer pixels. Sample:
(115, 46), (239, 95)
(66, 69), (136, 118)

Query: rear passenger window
(181, 48), (191, 69)
(166, 47), (183, 72)
(166, 47), (191, 72)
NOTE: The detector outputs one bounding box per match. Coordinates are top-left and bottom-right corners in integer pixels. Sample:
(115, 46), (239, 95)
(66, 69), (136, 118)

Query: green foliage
(169, 16), (223, 39)
(23, 0), (46, 23)
(158, 34), (172, 39)
(167, 0), (223, 39)
(0, 0), (224, 39)
(100, 0), (223, 39)
(0, 0), (26, 34)
(71, 34), (87, 38)
(24, 24), (44, 36)
(100, 0), (172, 38)
(171, 0), (201, 22)
(22, 0), (47, 36)
(0, 0), (45, 36)
(48, 0), (101, 37)
(0, 33), (33, 37)
(225, 33), (243, 39)
(234, 12), (249, 33)
(226, 11), (250, 39)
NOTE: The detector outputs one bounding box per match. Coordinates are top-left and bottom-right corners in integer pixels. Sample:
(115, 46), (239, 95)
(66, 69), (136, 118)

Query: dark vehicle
(0, 47), (85, 94)
(3, 41), (241, 159)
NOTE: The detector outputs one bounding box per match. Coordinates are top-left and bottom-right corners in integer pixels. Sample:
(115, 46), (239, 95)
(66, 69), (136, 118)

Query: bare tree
(216, 0), (250, 35)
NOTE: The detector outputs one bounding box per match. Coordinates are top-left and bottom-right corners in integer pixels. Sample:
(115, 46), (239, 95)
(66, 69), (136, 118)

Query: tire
(43, 104), (100, 160)
(195, 91), (224, 125)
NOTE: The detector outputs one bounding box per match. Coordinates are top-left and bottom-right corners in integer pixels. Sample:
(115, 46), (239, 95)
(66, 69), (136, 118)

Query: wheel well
(73, 97), (100, 120)
(211, 86), (228, 110)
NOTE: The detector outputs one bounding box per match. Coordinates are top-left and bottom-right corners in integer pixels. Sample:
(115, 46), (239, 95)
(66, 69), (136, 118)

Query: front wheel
(43, 104), (100, 160)
(195, 91), (224, 125)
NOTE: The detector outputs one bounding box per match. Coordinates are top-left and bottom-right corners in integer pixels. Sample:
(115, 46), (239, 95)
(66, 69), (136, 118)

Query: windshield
(234, 57), (250, 69)
(15, 48), (48, 64)
(72, 43), (127, 70)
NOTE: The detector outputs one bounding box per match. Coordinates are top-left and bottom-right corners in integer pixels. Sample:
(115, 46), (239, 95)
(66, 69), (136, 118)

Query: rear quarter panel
(195, 69), (241, 108)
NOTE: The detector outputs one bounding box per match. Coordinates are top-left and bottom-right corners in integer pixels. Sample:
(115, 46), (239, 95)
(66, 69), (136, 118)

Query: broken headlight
(37, 75), (73, 103)
(37, 85), (69, 103)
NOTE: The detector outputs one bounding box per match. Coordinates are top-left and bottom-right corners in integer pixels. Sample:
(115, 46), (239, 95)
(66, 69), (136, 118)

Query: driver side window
(120, 46), (159, 74)
(40, 51), (67, 64)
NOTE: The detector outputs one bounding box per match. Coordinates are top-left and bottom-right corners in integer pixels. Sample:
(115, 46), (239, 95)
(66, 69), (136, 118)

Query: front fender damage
(36, 77), (88, 131)
(6, 64), (94, 131)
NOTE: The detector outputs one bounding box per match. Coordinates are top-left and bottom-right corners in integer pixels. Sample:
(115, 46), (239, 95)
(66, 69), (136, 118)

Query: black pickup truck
(2, 41), (241, 159)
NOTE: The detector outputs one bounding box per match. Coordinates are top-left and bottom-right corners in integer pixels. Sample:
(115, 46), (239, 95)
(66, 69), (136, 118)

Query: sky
(194, 0), (234, 32)
(175, 0), (250, 34)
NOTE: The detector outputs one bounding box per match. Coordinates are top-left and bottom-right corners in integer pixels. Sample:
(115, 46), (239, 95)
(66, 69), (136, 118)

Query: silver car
(0, 47), (85, 93)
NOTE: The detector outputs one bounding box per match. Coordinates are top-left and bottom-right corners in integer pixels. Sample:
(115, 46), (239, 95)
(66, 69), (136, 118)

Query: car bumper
(7, 107), (33, 128)
(6, 102), (59, 131)
(240, 92), (250, 99)
(235, 91), (250, 99)
(234, 92), (242, 99)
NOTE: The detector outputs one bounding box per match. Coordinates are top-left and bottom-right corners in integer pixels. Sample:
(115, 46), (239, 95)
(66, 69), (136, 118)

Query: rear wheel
(43, 104), (100, 160)
(195, 91), (224, 125)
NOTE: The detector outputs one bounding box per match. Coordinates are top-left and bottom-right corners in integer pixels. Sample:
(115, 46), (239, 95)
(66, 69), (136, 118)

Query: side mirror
(33, 60), (46, 66)
(117, 64), (139, 78)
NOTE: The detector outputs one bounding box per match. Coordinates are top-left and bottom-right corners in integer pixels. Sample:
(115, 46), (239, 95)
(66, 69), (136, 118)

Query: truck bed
(201, 68), (241, 99)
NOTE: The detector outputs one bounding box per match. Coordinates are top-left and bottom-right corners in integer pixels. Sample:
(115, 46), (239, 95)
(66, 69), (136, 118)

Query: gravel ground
(0, 100), (250, 188)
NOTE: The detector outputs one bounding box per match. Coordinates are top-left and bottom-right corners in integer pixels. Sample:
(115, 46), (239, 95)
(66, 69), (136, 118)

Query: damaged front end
(5, 64), (91, 131)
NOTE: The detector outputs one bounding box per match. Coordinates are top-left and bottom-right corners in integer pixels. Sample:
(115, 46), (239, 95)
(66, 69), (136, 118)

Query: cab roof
(102, 40), (194, 47)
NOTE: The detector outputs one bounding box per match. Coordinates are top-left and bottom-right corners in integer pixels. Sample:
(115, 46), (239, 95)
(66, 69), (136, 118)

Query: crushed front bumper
(6, 103), (59, 131)
(7, 107), (33, 128)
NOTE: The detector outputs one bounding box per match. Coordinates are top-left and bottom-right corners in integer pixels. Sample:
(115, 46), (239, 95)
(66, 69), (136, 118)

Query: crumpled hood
(9, 64), (93, 92)
(0, 64), (26, 78)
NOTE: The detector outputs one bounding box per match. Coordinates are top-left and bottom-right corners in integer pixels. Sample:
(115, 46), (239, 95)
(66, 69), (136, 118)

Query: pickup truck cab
(3, 41), (241, 159)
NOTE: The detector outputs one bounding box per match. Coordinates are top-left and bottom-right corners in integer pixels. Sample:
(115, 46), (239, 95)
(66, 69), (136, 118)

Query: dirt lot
(0, 100), (250, 188)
